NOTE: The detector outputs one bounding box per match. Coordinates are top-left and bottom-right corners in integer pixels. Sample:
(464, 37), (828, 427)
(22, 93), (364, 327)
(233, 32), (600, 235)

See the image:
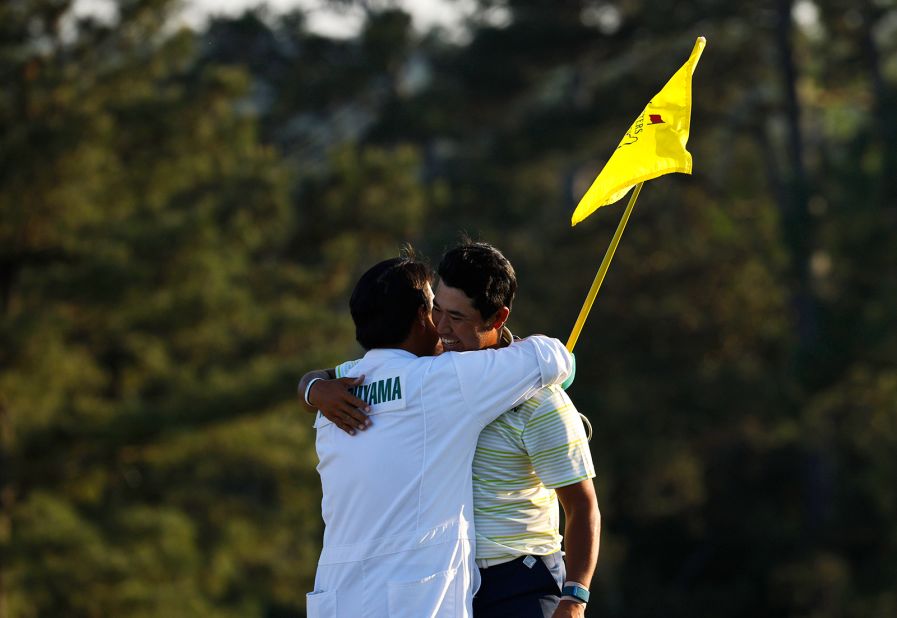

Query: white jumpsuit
(307, 336), (573, 618)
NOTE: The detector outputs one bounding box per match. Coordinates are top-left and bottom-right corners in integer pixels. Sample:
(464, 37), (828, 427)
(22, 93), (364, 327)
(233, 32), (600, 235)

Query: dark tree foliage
(1, 0), (895, 616)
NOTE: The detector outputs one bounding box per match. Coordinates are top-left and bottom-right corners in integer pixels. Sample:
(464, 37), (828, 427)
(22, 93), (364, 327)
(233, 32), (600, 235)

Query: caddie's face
(433, 282), (499, 352)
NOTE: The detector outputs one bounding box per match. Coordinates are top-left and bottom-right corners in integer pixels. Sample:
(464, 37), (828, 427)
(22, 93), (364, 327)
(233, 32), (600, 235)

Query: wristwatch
(561, 582), (590, 604)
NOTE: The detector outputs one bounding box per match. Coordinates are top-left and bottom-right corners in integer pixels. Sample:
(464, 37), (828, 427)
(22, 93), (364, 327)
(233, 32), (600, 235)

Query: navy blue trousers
(473, 553), (566, 618)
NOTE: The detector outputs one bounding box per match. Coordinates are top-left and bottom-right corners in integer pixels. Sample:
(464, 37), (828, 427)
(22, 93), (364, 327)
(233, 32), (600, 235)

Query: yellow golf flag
(571, 37), (706, 226)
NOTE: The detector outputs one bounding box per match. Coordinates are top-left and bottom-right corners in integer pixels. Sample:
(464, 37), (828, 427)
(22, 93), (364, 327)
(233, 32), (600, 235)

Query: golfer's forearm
(562, 505), (600, 585)
(297, 368), (335, 412)
(556, 480), (601, 586)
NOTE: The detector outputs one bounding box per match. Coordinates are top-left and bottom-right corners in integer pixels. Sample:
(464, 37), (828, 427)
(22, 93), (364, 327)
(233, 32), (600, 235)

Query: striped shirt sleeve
(521, 385), (595, 489)
(334, 359), (361, 378)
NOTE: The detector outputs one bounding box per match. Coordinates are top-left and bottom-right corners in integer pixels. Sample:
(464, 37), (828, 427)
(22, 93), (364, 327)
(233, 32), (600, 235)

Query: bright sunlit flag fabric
(571, 37), (706, 226)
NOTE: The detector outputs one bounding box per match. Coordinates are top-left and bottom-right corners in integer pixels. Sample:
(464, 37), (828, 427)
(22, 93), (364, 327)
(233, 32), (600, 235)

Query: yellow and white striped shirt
(472, 383), (595, 559)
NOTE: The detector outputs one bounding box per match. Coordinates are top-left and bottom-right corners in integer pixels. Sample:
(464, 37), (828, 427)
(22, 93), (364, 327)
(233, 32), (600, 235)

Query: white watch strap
(304, 377), (324, 406)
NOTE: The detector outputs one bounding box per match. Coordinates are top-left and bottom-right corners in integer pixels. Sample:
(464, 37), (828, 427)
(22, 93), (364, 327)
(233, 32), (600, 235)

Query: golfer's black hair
(350, 251), (434, 350)
(437, 241), (516, 321)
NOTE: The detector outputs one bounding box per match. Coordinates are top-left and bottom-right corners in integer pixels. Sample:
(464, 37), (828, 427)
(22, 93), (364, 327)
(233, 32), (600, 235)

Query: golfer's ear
(490, 306), (510, 331)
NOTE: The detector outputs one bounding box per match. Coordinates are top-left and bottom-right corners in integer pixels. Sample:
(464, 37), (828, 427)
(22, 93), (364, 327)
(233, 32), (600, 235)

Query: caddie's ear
(489, 306), (510, 331)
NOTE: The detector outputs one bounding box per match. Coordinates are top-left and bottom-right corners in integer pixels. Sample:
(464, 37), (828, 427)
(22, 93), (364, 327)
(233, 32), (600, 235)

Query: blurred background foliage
(1, 0), (896, 615)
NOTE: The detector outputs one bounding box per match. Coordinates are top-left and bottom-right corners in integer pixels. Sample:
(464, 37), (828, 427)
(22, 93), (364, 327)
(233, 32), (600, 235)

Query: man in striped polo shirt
(302, 242), (600, 617)
(431, 243), (599, 618)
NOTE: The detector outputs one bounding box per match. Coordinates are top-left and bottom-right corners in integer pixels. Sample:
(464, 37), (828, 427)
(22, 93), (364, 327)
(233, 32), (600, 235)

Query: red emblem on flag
(648, 114), (665, 124)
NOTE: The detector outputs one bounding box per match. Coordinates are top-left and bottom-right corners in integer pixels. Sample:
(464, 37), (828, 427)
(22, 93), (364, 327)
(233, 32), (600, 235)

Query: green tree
(0, 1), (362, 615)
(3, 0), (896, 615)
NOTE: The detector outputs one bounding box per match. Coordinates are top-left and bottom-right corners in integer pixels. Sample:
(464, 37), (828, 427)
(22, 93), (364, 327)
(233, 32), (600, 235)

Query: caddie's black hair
(349, 249), (433, 350)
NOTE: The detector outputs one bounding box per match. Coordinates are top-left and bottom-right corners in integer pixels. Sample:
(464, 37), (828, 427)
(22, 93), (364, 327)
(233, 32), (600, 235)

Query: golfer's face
(432, 283), (494, 352)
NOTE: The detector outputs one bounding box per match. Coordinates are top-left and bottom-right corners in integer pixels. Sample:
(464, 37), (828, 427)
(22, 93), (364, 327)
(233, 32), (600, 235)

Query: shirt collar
(500, 326), (514, 348)
(363, 348), (419, 361)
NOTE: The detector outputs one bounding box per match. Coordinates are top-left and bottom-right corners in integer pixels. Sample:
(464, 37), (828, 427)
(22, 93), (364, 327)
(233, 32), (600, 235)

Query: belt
(475, 555), (520, 569)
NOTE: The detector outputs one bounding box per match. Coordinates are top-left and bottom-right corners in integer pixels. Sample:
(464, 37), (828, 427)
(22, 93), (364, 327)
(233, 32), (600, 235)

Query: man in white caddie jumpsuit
(305, 254), (573, 618)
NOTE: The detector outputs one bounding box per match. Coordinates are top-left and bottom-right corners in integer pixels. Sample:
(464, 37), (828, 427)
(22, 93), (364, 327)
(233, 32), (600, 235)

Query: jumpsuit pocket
(387, 568), (459, 618)
(306, 589), (337, 618)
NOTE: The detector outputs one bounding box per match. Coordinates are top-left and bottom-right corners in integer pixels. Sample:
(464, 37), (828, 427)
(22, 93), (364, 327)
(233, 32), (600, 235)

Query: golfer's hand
(309, 376), (372, 435)
(551, 600), (586, 618)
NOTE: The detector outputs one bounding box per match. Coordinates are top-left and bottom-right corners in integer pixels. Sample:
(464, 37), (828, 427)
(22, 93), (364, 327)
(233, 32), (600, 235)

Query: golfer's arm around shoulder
(297, 367), (372, 435)
(297, 368), (334, 413)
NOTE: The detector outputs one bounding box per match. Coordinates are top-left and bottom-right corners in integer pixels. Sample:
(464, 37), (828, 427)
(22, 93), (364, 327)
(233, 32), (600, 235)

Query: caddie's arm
(553, 480), (600, 618)
(298, 369), (372, 435)
(452, 335), (574, 427)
